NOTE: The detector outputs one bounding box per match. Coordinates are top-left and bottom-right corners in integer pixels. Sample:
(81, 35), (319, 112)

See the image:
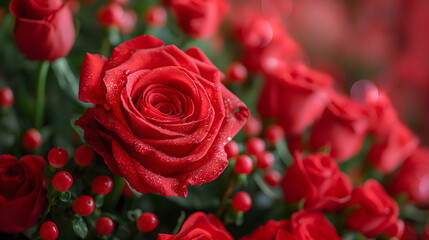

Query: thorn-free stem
(34, 61), (50, 129)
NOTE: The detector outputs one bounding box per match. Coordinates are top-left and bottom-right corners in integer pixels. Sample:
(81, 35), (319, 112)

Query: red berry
(224, 140), (239, 159)
(22, 128), (42, 151)
(96, 217), (114, 236)
(243, 116), (262, 137)
(226, 62), (248, 83)
(40, 221), (58, 240)
(232, 191), (252, 212)
(52, 171), (73, 192)
(264, 170), (282, 187)
(264, 124), (285, 144)
(136, 212), (158, 232)
(256, 151), (275, 169)
(48, 147), (69, 168)
(234, 155), (253, 175)
(245, 137), (265, 155)
(74, 145), (94, 166)
(0, 86), (14, 107)
(73, 195), (95, 216)
(146, 6), (167, 27)
(91, 175), (113, 195)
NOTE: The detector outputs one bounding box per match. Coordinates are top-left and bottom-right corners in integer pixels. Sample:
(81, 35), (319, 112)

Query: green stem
(253, 172), (282, 202)
(215, 176), (235, 217)
(104, 176), (125, 210)
(34, 61), (50, 129)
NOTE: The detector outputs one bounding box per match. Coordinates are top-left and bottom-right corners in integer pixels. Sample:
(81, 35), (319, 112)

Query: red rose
(388, 148), (429, 206)
(257, 63), (332, 135)
(290, 210), (342, 240)
(309, 92), (370, 161)
(282, 153), (352, 211)
(229, 6), (303, 73)
(367, 92), (418, 173)
(9, 0), (75, 61)
(76, 35), (249, 197)
(97, 3), (137, 34)
(166, 0), (229, 39)
(347, 179), (399, 238)
(157, 212), (233, 240)
(367, 122), (418, 173)
(0, 154), (46, 234)
(240, 219), (292, 240)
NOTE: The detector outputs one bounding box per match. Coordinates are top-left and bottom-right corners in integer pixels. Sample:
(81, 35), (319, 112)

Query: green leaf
(44, 166), (57, 179)
(95, 194), (104, 208)
(59, 191), (72, 202)
(72, 215), (88, 239)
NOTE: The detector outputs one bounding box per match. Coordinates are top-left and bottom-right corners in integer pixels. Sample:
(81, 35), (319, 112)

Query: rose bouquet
(1, 0), (429, 240)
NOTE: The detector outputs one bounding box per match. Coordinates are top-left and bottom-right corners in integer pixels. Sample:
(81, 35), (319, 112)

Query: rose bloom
(76, 35), (249, 197)
(282, 153), (352, 211)
(258, 63), (332, 135)
(366, 92), (418, 173)
(158, 212), (233, 240)
(347, 179), (399, 238)
(309, 92), (370, 161)
(9, 0), (75, 61)
(166, 0), (229, 39)
(240, 219), (292, 240)
(290, 210), (342, 240)
(97, 3), (137, 34)
(388, 148), (429, 207)
(229, 5), (303, 73)
(0, 154), (46, 233)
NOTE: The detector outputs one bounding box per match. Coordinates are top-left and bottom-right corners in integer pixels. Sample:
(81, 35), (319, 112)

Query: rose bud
(9, 0), (75, 61)
(347, 179), (399, 238)
(388, 148), (429, 207)
(76, 35), (249, 197)
(257, 63), (332, 135)
(282, 153), (352, 211)
(367, 92), (418, 173)
(158, 212), (233, 240)
(290, 210), (341, 240)
(240, 219), (291, 240)
(309, 92), (370, 161)
(97, 3), (137, 34)
(367, 122), (418, 173)
(0, 155), (46, 233)
(166, 0), (229, 39)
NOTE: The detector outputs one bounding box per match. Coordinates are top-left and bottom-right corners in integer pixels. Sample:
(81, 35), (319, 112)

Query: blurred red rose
(388, 148), (429, 207)
(229, 6), (303, 73)
(158, 212), (233, 240)
(76, 35), (249, 197)
(166, 0), (229, 39)
(257, 63), (332, 135)
(9, 0), (75, 61)
(368, 122), (418, 173)
(240, 219), (292, 240)
(385, 219), (405, 239)
(97, 3), (137, 34)
(290, 210), (342, 240)
(282, 153), (352, 211)
(0, 154), (46, 233)
(347, 179), (399, 238)
(309, 92), (370, 161)
(366, 92), (418, 173)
